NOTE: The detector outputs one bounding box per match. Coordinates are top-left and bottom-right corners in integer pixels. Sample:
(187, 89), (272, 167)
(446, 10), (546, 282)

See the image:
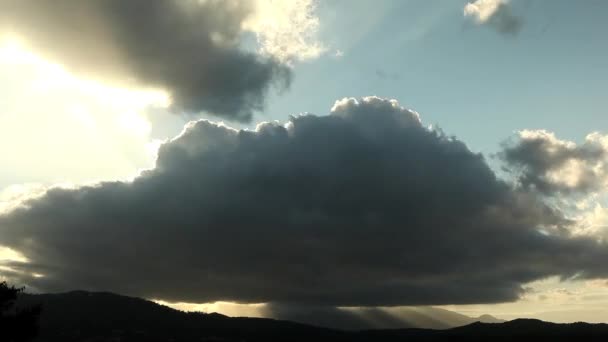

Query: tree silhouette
(0, 281), (41, 342)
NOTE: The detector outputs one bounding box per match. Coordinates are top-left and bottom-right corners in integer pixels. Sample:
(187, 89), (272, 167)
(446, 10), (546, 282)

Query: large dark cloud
(1, 97), (608, 307)
(0, 0), (290, 121)
(499, 130), (608, 195)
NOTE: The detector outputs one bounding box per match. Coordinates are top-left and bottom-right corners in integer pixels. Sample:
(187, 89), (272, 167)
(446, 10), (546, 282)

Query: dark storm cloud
(0, 0), (290, 121)
(499, 130), (608, 195)
(2, 97), (608, 306)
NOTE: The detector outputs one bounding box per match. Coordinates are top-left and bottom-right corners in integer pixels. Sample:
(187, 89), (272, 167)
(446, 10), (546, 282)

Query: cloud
(0, 0), (295, 122)
(245, 0), (325, 63)
(499, 130), (608, 196)
(2, 97), (608, 307)
(464, 0), (523, 35)
(576, 203), (608, 238)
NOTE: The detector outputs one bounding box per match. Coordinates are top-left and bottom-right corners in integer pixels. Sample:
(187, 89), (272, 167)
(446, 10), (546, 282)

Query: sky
(1, 0), (608, 326)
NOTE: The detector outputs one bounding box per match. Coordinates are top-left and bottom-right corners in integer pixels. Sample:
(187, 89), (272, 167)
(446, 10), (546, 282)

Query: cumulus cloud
(499, 130), (608, 195)
(0, 0), (296, 121)
(464, 0), (523, 35)
(2, 97), (608, 307)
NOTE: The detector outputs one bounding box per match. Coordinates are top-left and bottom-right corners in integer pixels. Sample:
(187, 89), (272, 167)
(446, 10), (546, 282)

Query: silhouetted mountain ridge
(17, 291), (608, 341)
(18, 291), (339, 341)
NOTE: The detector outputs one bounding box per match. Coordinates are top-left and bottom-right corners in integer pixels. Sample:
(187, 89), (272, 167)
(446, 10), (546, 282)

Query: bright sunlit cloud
(463, 0), (522, 35)
(464, 0), (506, 23)
(245, 0), (325, 63)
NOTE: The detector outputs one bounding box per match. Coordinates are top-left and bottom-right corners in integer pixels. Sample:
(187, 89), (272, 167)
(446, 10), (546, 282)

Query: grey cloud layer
(499, 130), (608, 195)
(0, 0), (290, 121)
(2, 97), (608, 306)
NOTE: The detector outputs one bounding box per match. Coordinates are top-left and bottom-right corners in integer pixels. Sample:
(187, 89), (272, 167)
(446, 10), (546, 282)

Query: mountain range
(16, 291), (608, 341)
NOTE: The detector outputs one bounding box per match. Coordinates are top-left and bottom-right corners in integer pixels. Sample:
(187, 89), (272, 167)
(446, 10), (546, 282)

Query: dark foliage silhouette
(0, 281), (40, 342)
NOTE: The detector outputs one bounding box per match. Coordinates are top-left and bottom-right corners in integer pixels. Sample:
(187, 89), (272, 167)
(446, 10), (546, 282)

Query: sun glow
(1, 34), (170, 107)
(0, 34), (171, 187)
(154, 299), (266, 318)
(0, 246), (28, 264)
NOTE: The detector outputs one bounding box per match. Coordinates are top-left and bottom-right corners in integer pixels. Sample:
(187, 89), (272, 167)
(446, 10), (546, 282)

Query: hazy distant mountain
(16, 291), (608, 341)
(475, 313), (506, 324)
(265, 304), (504, 330)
